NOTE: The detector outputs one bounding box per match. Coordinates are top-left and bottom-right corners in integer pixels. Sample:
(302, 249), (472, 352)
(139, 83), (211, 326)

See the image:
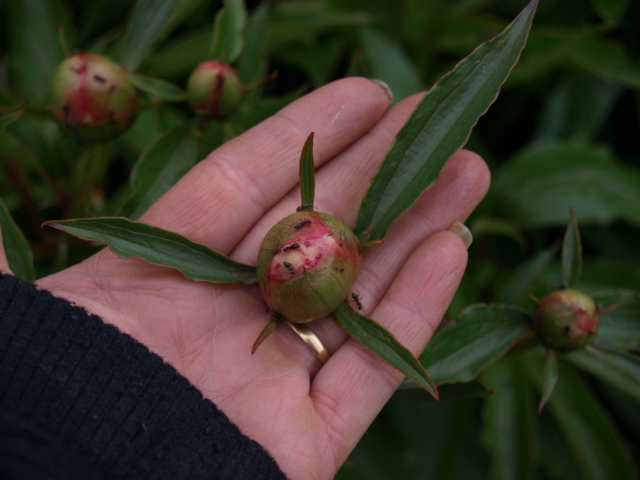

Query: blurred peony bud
(257, 211), (362, 323)
(50, 53), (139, 142)
(535, 288), (599, 352)
(186, 61), (242, 119)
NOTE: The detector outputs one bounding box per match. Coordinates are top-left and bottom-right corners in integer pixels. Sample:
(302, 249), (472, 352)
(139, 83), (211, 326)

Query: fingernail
(371, 79), (394, 103)
(448, 222), (473, 249)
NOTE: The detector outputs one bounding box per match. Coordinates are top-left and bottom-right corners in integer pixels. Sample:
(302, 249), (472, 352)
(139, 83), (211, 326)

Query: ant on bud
(283, 261), (295, 275)
(294, 219), (312, 229)
(282, 242), (301, 252)
(351, 293), (363, 310)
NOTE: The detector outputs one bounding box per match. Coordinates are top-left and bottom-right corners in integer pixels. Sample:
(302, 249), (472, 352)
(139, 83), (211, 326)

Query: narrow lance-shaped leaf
(497, 245), (557, 305)
(121, 125), (199, 220)
(333, 301), (438, 399)
(354, 0), (537, 243)
(210, 0), (247, 63)
(122, 0), (179, 70)
(566, 349), (640, 403)
(491, 141), (640, 228)
(299, 132), (315, 210)
(526, 360), (637, 480)
(585, 345), (640, 382)
(539, 348), (559, 412)
(420, 304), (534, 385)
(394, 379), (492, 402)
(238, 2), (269, 91)
(129, 73), (187, 102)
(0, 199), (35, 281)
(562, 208), (582, 288)
(44, 217), (258, 284)
(482, 359), (535, 480)
(7, 0), (67, 105)
(0, 108), (24, 134)
(593, 291), (640, 350)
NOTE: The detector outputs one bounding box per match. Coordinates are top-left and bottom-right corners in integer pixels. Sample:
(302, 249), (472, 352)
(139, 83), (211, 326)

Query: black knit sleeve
(0, 273), (287, 480)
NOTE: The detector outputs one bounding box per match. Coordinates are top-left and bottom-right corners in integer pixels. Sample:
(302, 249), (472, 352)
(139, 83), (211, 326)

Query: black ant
(283, 261), (295, 275)
(282, 242), (301, 252)
(351, 293), (363, 310)
(294, 219), (312, 229)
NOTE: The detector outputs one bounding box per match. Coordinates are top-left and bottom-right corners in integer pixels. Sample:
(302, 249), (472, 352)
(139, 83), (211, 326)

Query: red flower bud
(50, 53), (139, 142)
(186, 61), (242, 119)
(535, 288), (599, 352)
(257, 211), (362, 323)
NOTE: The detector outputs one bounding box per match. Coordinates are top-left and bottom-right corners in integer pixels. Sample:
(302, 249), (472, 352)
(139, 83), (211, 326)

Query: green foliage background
(1, 0), (639, 478)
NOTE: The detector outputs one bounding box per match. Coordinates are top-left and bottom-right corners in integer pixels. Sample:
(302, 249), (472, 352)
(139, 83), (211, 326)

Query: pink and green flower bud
(535, 288), (599, 352)
(257, 211), (362, 323)
(186, 61), (242, 119)
(50, 53), (139, 142)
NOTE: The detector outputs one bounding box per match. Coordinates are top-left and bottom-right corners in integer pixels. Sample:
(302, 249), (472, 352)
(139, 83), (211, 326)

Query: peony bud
(50, 53), (139, 142)
(186, 61), (242, 119)
(257, 211), (362, 323)
(535, 288), (599, 352)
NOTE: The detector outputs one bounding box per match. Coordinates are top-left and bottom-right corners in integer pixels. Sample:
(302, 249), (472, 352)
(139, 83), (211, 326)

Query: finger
(139, 77), (392, 254)
(310, 231), (468, 466)
(230, 91), (427, 264)
(289, 148), (488, 357)
(355, 148), (489, 305)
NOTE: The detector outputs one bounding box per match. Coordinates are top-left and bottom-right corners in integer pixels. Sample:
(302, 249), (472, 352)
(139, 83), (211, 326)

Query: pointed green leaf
(527, 360), (637, 480)
(539, 348), (559, 412)
(7, 0), (68, 105)
(358, 26), (424, 103)
(44, 217), (257, 284)
(122, 0), (180, 70)
(586, 346), (640, 383)
(0, 199), (35, 281)
(210, 0), (247, 63)
(252, 316), (281, 354)
(593, 290), (640, 350)
(299, 132), (315, 210)
(561, 209), (582, 288)
(497, 245), (557, 305)
(566, 349), (640, 403)
(492, 141), (640, 228)
(569, 38), (640, 90)
(333, 301), (438, 399)
(482, 358), (535, 480)
(591, 0), (630, 23)
(129, 74), (187, 102)
(354, 0), (537, 243)
(268, 7), (373, 49)
(394, 379), (491, 402)
(420, 304), (534, 384)
(140, 27), (211, 79)
(237, 2), (269, 88)
(0, 108), (24, 134)
(122, 125), (199, 220)
(276, 37), (344, 89)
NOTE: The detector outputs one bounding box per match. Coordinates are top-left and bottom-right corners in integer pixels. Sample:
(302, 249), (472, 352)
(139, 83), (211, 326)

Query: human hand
(34, 78), (490, 479)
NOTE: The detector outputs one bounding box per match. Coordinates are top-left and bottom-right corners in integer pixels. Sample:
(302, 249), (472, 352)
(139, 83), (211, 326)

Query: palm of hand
(34, 78), (490, 480)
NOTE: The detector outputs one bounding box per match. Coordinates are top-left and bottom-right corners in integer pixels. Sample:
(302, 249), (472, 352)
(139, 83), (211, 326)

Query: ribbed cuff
(0, 273), (285, 479)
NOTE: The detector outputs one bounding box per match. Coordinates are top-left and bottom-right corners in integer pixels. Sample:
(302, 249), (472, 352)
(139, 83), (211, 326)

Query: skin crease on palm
(1, 78), (491, 480)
